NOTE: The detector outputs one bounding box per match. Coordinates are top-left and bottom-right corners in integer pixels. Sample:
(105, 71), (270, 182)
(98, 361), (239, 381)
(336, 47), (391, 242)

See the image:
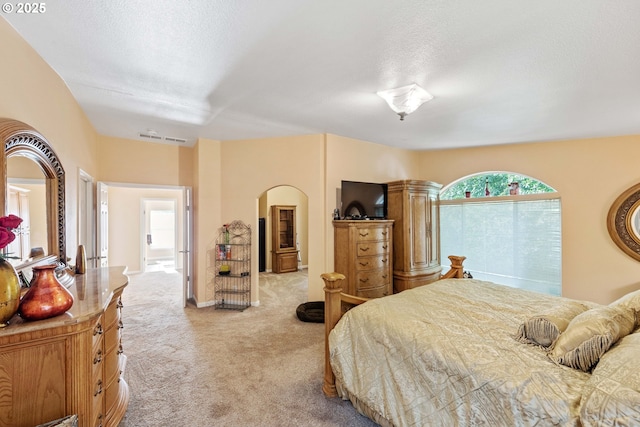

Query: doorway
(143, 199), (177, 273)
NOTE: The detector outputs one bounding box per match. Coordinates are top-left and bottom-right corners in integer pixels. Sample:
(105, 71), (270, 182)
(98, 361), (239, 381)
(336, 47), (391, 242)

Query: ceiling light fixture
(377, 83), (433, 121)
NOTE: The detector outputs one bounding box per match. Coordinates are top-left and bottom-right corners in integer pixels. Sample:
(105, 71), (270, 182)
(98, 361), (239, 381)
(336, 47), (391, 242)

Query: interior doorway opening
(143, 199), (177, 273)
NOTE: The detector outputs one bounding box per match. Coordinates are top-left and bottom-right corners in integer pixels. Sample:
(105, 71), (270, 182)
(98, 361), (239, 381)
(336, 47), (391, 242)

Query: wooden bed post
(441, 255), (466, 279)
(321, 272), (345, 398)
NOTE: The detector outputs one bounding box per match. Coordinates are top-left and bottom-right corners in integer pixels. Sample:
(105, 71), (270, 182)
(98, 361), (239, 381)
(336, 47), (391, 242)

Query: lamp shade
(377, 83), (433, 120)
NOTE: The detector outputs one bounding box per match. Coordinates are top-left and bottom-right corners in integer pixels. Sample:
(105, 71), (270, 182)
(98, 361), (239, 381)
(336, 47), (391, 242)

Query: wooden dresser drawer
(356, 241), (390, 257)
(103, 297), (121, 329)
(355, 227), (390, 242)
(104, 320), (121, 355)
(355, 269), (391, 290)
(357, 285), (391, 298)
(355, 255), (390, 271)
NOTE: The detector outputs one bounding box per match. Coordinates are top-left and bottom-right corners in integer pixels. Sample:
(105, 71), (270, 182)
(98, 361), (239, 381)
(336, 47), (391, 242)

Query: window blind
(440, 196), (561, 295)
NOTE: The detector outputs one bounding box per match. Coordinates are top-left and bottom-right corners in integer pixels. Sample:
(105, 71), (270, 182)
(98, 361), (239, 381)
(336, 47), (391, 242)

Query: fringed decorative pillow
(549, 305), (636, 372)
(515, 301), (591, 347)
(579, 331), (640, 426)
(609, 289), (640, 327)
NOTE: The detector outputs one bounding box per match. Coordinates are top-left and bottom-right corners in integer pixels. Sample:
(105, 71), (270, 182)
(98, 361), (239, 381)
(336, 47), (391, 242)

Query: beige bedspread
(329, 279), (598, 427)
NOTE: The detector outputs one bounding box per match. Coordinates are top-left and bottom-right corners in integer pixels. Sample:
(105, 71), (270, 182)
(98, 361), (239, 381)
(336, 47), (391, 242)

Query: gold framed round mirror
(607, 182), (640, 261)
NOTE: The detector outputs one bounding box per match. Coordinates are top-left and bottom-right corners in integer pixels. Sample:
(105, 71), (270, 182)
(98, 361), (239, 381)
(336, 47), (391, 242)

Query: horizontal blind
(441, 197), (561, 295)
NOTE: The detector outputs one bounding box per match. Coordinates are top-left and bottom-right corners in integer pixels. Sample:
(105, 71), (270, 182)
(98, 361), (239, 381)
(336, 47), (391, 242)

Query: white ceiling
(3, 0), (640, 150)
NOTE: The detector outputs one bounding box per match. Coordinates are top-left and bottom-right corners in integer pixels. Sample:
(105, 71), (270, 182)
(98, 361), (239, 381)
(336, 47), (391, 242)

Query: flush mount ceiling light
(377, 83), (433, 121)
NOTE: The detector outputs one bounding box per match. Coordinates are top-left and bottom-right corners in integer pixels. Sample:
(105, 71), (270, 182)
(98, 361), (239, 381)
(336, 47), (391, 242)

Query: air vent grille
(138, 132), (188, 144)
(139, 132), (162, 140)
(165, 136), (187, 143)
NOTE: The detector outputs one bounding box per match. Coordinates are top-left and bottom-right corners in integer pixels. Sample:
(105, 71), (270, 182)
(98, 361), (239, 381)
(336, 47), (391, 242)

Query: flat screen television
(340, 180), (388, 219)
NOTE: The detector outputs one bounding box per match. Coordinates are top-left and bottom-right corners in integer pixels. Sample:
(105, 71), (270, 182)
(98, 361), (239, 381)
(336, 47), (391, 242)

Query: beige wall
(418, 136), (640, 304)
(98, 135), (192, 186)
(0, 18), (100, 256)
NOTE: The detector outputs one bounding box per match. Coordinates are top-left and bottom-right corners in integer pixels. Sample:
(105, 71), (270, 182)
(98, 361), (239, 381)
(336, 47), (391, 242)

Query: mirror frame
(0, 118), (66, 266)
(607, 182), (640, 262)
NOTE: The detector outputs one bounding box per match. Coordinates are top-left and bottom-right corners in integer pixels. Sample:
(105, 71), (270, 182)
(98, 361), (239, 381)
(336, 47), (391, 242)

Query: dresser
(333, 220), (393, 298)
(387, 180), (442, 292)
(0, 267), (129, 427)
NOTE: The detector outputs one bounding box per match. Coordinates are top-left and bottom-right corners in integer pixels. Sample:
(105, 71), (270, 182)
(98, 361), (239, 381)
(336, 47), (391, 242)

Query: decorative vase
(18, 264), (74, 321)
(0, 257), (21, 327)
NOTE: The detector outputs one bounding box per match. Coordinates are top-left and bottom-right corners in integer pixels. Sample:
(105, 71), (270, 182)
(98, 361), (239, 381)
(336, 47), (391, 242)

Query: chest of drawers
(333, 220), (393, 298)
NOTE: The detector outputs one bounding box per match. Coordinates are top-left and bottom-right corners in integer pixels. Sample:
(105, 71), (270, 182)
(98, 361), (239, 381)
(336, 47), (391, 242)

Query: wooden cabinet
(333, 220), (393, 298)
(271, 205), (298, 273)
(0, 267), (129, 427)
(387, 180), (442, 292)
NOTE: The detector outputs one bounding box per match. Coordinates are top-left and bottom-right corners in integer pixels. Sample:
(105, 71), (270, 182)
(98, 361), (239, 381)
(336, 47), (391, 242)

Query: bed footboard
(320, 255), (466, 397)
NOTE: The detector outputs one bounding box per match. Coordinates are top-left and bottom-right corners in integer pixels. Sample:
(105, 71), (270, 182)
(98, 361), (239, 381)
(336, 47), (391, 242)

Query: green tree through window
(441, 173), (554, 200)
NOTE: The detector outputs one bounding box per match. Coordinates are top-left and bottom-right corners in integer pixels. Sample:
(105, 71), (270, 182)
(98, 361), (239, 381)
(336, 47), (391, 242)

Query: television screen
(340, 180), (387, 219)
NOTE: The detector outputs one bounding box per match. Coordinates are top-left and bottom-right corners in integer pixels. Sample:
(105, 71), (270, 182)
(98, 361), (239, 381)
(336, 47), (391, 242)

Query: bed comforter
(329, 279), (599, 427)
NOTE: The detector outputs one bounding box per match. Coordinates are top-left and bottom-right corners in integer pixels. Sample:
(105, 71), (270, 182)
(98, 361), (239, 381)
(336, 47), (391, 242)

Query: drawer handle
(359, 247), (370, 252)
(382, 258), (388, 263)
(359, 278), (369, 283)
(359, 231), (369, 237)
(93, 323), (103, 336)
(358, 261), (369, 267)
(97, 413), (103, 427)
(94, 379), (103, 397)
(382, 231), (387, 235)
(118, 320), (124, 329)
(382, 274), (388, 279)
(118, 344), (124, 355)
(382, 245), (388, 249)
(93, 349), (103, 364)
(117, 299), (124, 309)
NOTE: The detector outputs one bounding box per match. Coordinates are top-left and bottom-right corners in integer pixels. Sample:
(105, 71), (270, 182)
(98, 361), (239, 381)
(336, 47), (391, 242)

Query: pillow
(515, 301), (591, 347)
(549, 305), (636, 372)
(579, 332), (640, 426)
(609, 289), (640, 327)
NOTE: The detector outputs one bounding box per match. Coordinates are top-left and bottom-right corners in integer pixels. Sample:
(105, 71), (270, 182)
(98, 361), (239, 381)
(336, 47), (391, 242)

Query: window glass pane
(149, 210), (175, 249)
(441, 198), (561, 296)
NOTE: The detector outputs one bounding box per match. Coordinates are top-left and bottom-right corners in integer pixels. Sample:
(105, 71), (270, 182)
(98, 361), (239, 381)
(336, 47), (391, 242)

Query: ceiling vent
(164, 136), (187, 144)
(138, 132), (162, 140)
(138, 132), (188, 144)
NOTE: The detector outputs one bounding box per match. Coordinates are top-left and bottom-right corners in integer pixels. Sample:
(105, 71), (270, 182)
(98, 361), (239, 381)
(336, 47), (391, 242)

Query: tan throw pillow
(515, 301), (591, 347)
(549, 305), (636, 372)
(580, 332), (640, 426)
(609, 289), (640, 327)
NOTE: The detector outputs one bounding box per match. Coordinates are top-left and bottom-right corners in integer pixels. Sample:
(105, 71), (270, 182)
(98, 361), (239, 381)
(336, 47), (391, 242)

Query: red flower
(0, 214), (22, 230)
(0, 227), (16, 250)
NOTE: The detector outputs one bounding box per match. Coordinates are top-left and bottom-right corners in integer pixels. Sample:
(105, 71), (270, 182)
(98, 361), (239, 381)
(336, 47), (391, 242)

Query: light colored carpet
(118, 269), (379, 426)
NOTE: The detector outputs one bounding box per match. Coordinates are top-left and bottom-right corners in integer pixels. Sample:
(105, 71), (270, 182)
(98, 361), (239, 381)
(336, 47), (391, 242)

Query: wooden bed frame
(320, 255), (466, 397)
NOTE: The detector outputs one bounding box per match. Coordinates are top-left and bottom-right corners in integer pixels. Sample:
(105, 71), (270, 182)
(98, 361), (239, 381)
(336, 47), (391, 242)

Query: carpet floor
(118, 269), (379, 427)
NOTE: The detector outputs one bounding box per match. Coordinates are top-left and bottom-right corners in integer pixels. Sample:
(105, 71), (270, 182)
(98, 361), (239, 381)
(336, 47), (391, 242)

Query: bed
(321, 256), (640, 427)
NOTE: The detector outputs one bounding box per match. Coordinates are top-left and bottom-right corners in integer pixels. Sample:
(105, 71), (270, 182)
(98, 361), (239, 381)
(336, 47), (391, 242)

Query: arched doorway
(258, 185), (309, 277)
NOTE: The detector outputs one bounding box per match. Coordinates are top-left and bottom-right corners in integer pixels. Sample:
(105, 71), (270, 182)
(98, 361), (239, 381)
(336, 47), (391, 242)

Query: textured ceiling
(3, 0), (640, 149)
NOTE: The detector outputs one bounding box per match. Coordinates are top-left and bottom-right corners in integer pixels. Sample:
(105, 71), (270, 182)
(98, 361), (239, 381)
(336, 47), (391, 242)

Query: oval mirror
(607, 182), (640, 261)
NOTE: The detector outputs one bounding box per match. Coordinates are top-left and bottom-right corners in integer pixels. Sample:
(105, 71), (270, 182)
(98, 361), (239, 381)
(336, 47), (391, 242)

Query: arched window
(440, 172), (561, 295)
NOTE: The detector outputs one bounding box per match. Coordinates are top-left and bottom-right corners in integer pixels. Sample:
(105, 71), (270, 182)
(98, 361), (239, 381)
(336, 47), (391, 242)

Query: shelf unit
(212, 220), (251, 311)
(271, 205), (298, 273)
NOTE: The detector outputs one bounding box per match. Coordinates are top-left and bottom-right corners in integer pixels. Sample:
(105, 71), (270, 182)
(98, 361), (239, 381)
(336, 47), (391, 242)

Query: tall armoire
(387, 180), (442, 292)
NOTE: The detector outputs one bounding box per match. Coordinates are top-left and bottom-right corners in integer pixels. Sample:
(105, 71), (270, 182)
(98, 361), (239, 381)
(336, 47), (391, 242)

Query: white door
(78, 171), (97, 268)
(182, 187), (194, 307)
(97, 182), (109, 267)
